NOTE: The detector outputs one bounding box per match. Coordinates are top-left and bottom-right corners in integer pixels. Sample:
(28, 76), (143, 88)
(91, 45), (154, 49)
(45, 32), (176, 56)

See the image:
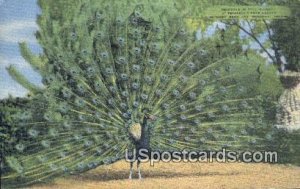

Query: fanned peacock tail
(1, 0), (283, 187)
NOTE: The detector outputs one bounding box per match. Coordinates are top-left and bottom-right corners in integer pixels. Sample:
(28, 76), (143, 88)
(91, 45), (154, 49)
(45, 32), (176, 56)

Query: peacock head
(142, 108), (157, 121)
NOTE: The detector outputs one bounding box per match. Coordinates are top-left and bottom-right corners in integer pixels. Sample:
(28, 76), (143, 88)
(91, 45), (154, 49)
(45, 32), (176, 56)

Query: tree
(271, 0), (300, 72)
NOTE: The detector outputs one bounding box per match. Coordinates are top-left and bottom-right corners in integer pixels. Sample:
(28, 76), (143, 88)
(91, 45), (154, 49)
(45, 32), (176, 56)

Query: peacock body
(1, 0), (283, 187)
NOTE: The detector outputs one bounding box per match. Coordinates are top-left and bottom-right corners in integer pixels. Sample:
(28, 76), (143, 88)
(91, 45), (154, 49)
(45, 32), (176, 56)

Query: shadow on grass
(74, 169), (242, 181)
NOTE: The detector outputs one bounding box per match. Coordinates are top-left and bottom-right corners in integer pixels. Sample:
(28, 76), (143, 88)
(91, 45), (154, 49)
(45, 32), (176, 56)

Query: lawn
(29, 160), (300, 189)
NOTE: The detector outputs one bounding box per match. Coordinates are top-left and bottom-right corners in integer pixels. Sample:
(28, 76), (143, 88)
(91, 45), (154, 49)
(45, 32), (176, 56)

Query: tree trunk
(277, 72), (300, 131)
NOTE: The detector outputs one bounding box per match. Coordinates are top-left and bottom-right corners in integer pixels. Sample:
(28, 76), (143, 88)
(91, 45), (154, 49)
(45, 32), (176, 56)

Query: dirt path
(30, 161), (300, 189)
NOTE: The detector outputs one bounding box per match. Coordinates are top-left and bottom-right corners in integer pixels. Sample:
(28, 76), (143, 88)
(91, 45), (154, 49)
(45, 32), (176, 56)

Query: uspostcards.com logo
(125, 148), (278, 166)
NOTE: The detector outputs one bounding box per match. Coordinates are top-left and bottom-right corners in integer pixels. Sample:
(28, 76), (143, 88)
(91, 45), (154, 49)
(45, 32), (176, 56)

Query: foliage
(271, 1), (300, 71)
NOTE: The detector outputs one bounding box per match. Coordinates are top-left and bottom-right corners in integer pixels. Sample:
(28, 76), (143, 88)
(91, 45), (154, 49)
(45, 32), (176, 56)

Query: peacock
(1, 0), (284, 187)
(127, 108), (157, 179)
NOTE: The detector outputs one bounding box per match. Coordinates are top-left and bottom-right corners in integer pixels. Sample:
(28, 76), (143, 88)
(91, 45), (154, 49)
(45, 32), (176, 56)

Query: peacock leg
(129, 161), (133, 179)
(137, 159), (142, 179)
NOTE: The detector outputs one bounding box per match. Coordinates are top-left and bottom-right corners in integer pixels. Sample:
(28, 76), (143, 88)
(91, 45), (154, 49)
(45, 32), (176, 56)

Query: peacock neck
(141, 117), (149, 138)
(136, 117), (150, 150)
(142, 116), (148, 127)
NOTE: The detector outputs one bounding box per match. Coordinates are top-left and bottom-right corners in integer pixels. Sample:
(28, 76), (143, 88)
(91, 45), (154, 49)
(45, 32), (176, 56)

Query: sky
(0, 0), (42, 99)
(0, 1), (274, 99)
